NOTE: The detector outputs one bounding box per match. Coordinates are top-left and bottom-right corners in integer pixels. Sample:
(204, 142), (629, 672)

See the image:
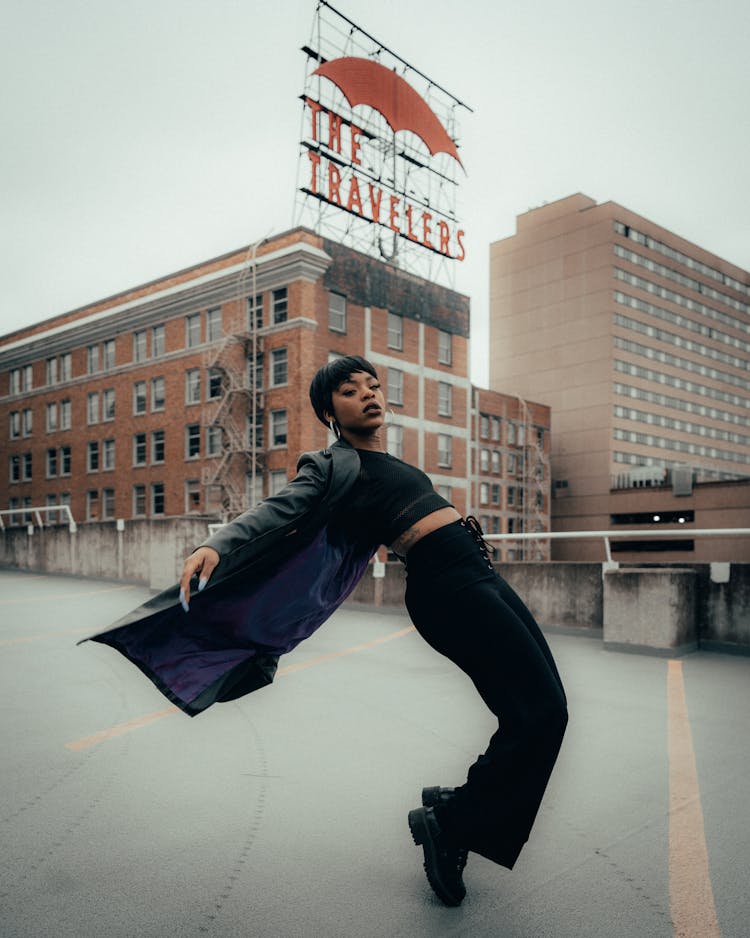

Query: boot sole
(408, 808), (465, 907)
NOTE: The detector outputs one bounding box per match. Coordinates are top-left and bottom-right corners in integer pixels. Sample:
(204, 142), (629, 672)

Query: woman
(86, 355), (567, 907)
(181, 355), (568, 906)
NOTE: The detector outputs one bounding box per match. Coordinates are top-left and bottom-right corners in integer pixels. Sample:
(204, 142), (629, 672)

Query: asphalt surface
(1, 568), (748, 938)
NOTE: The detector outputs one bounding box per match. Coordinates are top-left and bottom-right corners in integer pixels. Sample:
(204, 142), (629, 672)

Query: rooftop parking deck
(1, 569), (748, 937)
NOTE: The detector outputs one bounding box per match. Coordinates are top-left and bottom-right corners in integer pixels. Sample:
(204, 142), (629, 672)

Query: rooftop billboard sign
(295, 2), (471, 284)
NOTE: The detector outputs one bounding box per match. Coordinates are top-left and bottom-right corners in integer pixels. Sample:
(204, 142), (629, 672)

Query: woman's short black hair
(309, 355), (379, 427)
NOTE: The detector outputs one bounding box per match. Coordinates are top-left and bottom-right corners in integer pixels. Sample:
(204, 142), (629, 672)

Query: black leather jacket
(84, 440), (374, 716)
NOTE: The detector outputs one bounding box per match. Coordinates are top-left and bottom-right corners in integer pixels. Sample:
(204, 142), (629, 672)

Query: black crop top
(336, 449), (452, 548)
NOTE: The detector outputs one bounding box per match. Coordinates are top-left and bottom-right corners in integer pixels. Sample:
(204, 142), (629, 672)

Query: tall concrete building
(489, 194), (750, 561)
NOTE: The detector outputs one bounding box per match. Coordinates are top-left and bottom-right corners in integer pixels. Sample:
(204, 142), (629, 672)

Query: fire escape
(516, 396), (550, 561)
(202, 306), (264, 522)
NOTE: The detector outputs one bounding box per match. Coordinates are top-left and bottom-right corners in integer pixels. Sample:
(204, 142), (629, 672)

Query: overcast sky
(2, 0), (748, 385)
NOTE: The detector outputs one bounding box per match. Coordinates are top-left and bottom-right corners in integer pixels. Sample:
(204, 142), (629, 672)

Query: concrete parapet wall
(1, 521), (748, 652)
(603, 568), (698, 655)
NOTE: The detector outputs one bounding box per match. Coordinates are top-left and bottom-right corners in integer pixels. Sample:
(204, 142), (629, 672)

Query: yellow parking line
(667, 659), (721, 937)
(65, 625), (416, 751)
(0, 584), (137, 605)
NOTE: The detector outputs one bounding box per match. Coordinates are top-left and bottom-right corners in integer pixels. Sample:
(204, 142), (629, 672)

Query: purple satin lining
(98, 527), (374, 705)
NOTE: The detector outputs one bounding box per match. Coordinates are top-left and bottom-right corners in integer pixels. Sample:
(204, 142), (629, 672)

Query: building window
(247, 294), (263, 330)
(102, 488), (115, 520)
(491, 483), (500, 505)
(133, 381), (147, 414)
(9, 411), (20, 439)
(133, 330), (147, 362)
(388, 312), (403, 350)
(22, 408), (33, 436)
(247, 417), (263, 448)
(134, 433), (147, 466)
(491, 417), (501, 441)
(508, 453), (517, 474)
(87, 392), (99, 425)
(103, 339), (115, 371)
(152, 324), (166, 358)
(151, 376), (165, 411)
(44, 494), (59, 525)
(438, 433), (452, 468)
(46, 357), (58, 385)
(270, 347), (288, 386)
(60, 353), (72, 382)
(329, 292), (346, 332)
(46, 403), (58, 433)
(480, 448), (490, 472)
(270, 409), (287, 447)
(437, 484), (452, 502)
(387, 424), (403, 459)
(185, 479), (201, 513)
(248, 352), (264, 390)
(103, 389), (115, 421)
(438, 382), (452, 417)
(507, 422), (516, 445)
(133, 484), (146, 517)
(60, 400), (71, 430)
(22, 453), (32, 480)
(86, 490), (99, 521)
(387, 368), (404, 406)
(46, 448), (58, 478)
(102, 439), (115, 471)
(492, 450), (501, 474)
(151, 483), (165, 516)
(206, 308), (222, 343)
(507, 485), (516, 507)
(10, 455), (21, 483)
(9, 369), (21, 395)
(86, 345), (99, 374)
(185, 424), (201, 459)
(185, 369), (201, 404)
(151, 429), (165, 464)
(272, 287), (288, 324)
(438, 330), (452, 365)
(269, 470), (287, 496)
(206, 426), (222, 456)
(480, 482), (489, 505)
(480, 413), (490, 438)
(22, 364), (33, 391)
(208, 368), (222, 399)
(87, 441), (99, 472)
(186, 313), (201, 348)
(60, 446), (71, 476)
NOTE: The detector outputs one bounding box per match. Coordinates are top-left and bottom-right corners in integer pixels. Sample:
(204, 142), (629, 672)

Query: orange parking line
(65, 624), (416, 751)
(0, 627), (91, 648)
(65, 706), (180, 751)
(0, 584), (137, 605)
(667, 659), (720, 938)
(277, 625), (415, 676)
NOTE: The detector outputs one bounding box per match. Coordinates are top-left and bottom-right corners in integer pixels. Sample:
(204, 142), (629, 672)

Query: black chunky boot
(408, 805), (468, 906)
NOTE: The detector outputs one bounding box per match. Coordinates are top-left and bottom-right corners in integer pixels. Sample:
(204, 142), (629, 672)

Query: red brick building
(1, 228), (550, 554)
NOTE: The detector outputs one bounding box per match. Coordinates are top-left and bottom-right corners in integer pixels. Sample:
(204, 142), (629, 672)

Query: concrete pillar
(603, 568), (698, 655)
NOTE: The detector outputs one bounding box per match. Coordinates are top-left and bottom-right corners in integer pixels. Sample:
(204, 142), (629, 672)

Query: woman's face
(327, 370), (385, 437)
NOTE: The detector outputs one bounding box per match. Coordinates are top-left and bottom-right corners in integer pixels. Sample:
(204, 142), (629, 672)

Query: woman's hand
(179, 547), (220, 612)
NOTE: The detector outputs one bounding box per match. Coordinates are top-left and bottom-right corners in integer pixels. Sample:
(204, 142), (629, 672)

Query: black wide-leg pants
(404, 519), (568, 869)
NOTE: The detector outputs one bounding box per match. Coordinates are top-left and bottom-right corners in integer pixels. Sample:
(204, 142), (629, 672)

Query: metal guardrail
(484, 528), (750, 565)
(0, 505), (77, 532)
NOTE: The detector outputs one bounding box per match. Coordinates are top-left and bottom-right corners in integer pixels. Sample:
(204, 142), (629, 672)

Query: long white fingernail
(179, 588), (189, 612)
(198, 578), (207, 592)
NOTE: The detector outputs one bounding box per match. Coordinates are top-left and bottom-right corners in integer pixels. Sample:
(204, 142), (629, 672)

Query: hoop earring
(328, 420), (340, 438)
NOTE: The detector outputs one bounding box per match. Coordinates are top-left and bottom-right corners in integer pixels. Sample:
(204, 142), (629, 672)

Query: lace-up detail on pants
(461, 515), (494, 570)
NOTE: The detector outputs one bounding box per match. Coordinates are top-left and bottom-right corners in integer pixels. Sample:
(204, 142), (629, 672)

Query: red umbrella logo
(312, 57), (463, 168)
